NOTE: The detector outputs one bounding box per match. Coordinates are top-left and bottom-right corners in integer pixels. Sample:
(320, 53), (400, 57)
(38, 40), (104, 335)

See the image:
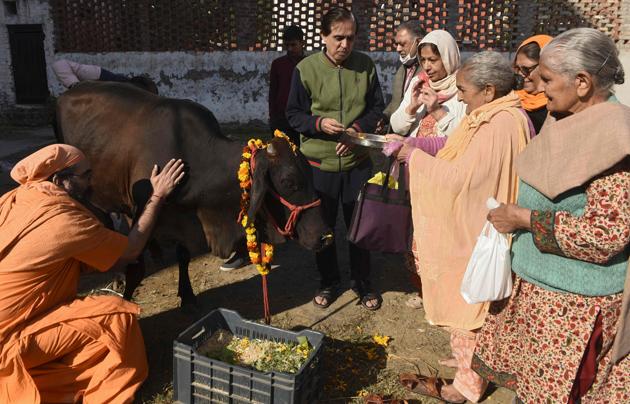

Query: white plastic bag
(460, 198), (513, 304)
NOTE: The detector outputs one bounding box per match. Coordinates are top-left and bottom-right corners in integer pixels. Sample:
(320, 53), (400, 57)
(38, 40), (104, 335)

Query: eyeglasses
(514, 63), (539, 78)
(68, 169), (92, 180)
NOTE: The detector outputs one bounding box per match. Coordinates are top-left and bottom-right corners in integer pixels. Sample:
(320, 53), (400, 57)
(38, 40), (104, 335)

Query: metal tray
(341, 131), (387, 149)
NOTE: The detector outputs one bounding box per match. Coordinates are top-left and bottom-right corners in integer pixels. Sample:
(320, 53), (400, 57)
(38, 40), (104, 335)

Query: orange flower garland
(239, 138), (273, 276)
(238, 131), (298, 276)
(273, 129), (298, 154)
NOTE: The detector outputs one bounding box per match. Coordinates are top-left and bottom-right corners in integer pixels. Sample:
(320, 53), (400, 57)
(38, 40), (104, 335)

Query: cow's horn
(266, 142), (277, 156)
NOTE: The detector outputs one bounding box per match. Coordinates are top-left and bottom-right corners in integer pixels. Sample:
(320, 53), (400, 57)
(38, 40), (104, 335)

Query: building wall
(0, 0), (57, 125)
(1, 0), (629, 127)
(50, 51), (402, 129)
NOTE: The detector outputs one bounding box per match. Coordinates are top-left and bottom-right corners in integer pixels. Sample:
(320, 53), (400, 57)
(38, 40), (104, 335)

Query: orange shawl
(408, 93), (530, 330)
(0, 145), (135, 403)
(514, 34), (552, 111)
(0, 144), (129, 342)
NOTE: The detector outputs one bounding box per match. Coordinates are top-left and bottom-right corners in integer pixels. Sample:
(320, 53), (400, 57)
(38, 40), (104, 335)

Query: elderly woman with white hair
(392, 51), (531, 403)
(473, 28), (630, 403)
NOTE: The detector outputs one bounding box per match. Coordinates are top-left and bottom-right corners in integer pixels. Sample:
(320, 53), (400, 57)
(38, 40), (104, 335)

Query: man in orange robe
(0, 144), (184, 403)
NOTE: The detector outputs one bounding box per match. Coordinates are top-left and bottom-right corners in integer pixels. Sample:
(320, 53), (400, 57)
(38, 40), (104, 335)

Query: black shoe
(219, 252), (250, 271)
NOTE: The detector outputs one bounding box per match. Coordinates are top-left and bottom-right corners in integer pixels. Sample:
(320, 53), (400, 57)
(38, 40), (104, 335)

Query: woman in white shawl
(389, 29), (467, 143)
(387, 30), (468, 312)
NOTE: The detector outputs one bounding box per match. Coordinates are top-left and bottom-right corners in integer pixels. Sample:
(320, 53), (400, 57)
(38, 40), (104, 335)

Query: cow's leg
(176, 243), (197, 309)
(123, 255), (146, 300)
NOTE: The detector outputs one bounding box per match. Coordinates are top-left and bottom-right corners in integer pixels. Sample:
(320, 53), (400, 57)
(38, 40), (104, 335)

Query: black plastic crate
(173, 308), (324, 403)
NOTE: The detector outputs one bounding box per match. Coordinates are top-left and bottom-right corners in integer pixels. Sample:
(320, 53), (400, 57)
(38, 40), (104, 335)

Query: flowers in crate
(199, 330), (314, 374)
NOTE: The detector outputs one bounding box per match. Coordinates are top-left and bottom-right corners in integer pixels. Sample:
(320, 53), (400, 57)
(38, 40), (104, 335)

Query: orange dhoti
(0, 296), (147, 404)
(0, 145), (148, 403)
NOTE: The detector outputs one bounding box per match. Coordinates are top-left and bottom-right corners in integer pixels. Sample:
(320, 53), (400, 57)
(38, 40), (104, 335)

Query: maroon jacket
(269, 54), (303, 124)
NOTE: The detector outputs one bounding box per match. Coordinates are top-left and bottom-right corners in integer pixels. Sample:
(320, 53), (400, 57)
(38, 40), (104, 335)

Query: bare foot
(364, 297), (379, 309)
(438, 357), (458, 368)
(440, 384), (467, 403)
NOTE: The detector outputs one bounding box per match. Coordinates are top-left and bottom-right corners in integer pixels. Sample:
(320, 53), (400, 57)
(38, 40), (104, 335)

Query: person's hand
(375, 118), (387, 135)
(407, 79), (426, 113)
(336, 141), (355, 157)
(487, 203), (532, 233)
(321, 118), (345, 135)
(396, 143), (415, 162)
(150, 159), (185, 198)
(385, 134), (405, 143)
(419, 87), (440, 113)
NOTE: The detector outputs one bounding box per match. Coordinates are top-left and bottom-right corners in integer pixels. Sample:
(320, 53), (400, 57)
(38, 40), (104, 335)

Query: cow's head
(247, 137), (333, 251)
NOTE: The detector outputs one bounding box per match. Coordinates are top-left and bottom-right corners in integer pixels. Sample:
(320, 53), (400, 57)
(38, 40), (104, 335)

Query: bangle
(150, 193), (164, 200)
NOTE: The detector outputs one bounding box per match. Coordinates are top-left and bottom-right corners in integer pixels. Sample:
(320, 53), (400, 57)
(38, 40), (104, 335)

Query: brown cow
(55, 81), (333, 307)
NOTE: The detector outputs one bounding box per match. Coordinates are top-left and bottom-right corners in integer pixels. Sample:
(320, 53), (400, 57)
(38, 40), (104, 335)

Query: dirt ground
(1, 126), (515, 403)
(80, 230), (515, 404)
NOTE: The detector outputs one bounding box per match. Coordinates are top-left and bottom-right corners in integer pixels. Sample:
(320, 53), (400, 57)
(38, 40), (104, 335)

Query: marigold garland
(239, 138), (273, 275)
(238, 131), (298, 276)
(273, 129), (298, 154)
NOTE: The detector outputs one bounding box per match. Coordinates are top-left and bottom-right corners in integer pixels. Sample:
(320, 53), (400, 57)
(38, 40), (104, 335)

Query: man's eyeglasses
(68, 169), (92, 180)
(514, 63), (539, 78)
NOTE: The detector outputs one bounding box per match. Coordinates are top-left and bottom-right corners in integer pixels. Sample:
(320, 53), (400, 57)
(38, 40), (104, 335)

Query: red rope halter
(238, 142), (321, 324)
(264, 191), (321, 237)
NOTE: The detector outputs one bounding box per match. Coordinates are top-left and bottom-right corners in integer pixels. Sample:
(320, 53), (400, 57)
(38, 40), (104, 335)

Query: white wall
(50, 51), (400, 127)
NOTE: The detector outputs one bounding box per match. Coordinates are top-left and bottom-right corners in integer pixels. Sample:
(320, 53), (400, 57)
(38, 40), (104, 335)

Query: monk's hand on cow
(321, 118), (345, 135)
(150, 158), (186, 198)
(487, 203), (532, 233)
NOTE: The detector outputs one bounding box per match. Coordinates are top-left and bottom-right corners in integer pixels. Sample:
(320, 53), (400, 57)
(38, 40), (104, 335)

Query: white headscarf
(418, 30), (460, 95)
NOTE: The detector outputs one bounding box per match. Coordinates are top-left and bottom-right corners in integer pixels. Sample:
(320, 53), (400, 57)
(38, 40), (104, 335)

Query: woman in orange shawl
(392, 52), (530, 402)
(514, 34), (552, 133)
(0, 144), (184, 404)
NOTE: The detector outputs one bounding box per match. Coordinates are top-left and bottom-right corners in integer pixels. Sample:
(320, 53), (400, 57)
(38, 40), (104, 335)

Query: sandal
(312, 286), (337, 309)
(351, 280), (382, 311)
(360, 292), (382, 311)
(399, 373), (465, 403)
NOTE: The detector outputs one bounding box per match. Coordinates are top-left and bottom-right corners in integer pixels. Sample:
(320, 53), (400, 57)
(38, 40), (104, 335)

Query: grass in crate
(196, 329), (313, 374)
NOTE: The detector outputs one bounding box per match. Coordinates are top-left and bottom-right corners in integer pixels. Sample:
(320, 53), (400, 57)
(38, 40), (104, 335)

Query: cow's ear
(247, 151), (269, 220)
